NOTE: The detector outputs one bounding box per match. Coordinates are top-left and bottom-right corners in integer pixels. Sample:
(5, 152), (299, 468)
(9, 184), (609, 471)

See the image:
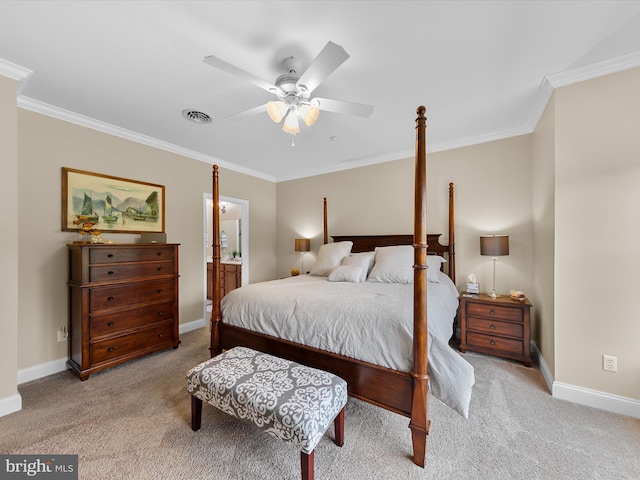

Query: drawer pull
(107, 322), (114, 327)
(157, 267), (163, 272)
(158, 333), (163, 338)
(108, 347), (115, 352)
(158, 311), (163, 316)
(108, 271), (114, 276)
(107, 253), (114, 258)
(157, 289), (163, 294)
(107, 296), (114, 301)
(157, 252), (162, 256)
(489, 309), (495, 315)
(490, 324), (496, 330)
(490, 340), (496, 345)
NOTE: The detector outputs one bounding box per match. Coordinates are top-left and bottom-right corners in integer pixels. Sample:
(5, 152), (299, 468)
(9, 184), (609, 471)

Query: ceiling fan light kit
(203, 41), (374, 142)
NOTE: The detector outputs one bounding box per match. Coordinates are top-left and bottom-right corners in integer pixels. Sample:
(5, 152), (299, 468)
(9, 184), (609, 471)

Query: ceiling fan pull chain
(291, 134), (296, 148)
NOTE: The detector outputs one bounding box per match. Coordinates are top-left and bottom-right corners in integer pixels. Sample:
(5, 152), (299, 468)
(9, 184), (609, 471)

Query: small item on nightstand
(466, 273), (479, 294)
(509, 290), (526, 301)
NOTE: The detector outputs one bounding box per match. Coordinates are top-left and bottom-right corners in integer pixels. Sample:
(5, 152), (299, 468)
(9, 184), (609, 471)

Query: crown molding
(16, 96), (276, 183)
(0, 58), (32, 81)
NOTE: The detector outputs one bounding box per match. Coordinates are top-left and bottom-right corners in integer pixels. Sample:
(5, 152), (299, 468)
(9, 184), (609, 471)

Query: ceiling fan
(203, 41), (374, 135)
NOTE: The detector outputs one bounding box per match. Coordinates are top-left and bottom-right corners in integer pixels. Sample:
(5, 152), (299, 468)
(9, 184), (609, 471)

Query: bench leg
(191, 396), (202, 431)
(334, 407), (345, 447)
(300, 450), (314, 480)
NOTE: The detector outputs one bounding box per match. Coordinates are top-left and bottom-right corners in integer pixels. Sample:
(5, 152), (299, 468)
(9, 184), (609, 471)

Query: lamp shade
(295, 238), (310, 252)
(480, 235), (509, 256)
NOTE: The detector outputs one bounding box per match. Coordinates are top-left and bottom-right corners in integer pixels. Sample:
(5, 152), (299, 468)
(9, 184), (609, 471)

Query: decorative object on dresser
(459, 293), (531, 367)
(294, 238), (311, 274)
(67, 243), (180, 380)
(62, 167), (165, 235)
(479, 234), (509, 299)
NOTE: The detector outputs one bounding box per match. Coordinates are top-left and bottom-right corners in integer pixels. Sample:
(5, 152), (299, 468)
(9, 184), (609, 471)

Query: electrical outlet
(57, 326), (68, 343)
(602, 355), (617, 372)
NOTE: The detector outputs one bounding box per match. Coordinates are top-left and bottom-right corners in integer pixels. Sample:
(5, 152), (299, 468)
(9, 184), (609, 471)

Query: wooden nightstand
(459, 293), (532, 366)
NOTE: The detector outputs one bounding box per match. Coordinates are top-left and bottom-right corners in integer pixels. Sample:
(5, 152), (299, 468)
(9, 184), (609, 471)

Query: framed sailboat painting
(62, 167), (165, 234)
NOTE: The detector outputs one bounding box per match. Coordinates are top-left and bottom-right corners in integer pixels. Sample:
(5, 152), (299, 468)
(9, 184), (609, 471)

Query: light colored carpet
(2, 328), (638, 479)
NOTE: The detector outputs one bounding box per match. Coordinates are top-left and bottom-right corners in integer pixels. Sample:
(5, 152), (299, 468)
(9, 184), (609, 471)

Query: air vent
(182, 109), (212, 124)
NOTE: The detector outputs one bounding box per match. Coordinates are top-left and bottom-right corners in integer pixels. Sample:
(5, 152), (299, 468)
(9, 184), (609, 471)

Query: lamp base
(488, 290), (501, 299)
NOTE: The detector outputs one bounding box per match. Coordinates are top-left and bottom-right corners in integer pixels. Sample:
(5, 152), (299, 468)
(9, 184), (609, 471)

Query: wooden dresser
(67, 243), (180, 380)
(459, 293), (532, 366)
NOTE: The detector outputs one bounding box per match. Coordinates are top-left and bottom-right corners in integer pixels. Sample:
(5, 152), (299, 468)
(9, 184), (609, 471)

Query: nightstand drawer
(467, 317), (523, 338)
(467, 332), (523, 356)
(466, 303), (523, 322)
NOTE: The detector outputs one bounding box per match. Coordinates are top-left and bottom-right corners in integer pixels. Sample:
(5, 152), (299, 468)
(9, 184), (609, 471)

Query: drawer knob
(108, 271), (114, 276)
(157, 252), (162, 256)
(107, 253), (114, 258)
(107, 296), (114, 301)
(490, 324), (496, 330)
(490, 340), (496, 345)
(490, 309), (495, 315)
(108, 347), (115, 352)
(158, 333), (163, 338)
(158, 311), (163, 316)
(157, 267), (163, 271)
(157, 289), (163, 294)
(107, 322), (114, 327)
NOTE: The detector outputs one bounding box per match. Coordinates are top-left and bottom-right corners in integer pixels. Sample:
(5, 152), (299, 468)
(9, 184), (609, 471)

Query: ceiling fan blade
(296, 41), (350, 94)
(313, 97), (374, 118)
(204, 55), (282, 95)
(226, 103), (268, 121)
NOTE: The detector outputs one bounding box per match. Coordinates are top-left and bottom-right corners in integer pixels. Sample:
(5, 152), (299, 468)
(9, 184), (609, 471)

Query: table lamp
(294, 238), (311, 274)
(480, 234), (509, 299)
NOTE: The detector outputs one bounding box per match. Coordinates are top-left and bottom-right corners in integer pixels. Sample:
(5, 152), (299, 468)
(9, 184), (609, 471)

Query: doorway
(203, 193), (249, 321)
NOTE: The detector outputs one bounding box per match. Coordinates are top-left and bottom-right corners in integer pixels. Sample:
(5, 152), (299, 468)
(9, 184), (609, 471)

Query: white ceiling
(2, 1), (640, 182)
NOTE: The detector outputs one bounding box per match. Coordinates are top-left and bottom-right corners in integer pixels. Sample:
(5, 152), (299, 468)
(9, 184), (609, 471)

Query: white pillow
(309, 241), (353, 276)
(328, 265), (366, 283)
(341, 251), (376, 282)
(427, 255), (447, 283)
(367, 245), (413, 284)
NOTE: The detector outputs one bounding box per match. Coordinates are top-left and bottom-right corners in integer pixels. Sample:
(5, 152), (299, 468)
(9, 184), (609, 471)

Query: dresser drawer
(90, 302), (174, 339)
(467, 317), (523, 339)
(466, 303), (523, 322)
(90, 279), (175, 313)
(467, 332), (523, 356)
(89, 260), (174, 283)
(89, 246), (175, 264)
(90, 321), (175, 365)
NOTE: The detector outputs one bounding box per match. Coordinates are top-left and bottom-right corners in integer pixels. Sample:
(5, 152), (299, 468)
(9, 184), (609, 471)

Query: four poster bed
(209, 107), (474, 467)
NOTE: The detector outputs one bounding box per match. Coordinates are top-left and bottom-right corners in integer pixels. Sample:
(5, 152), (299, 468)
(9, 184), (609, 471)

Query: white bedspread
(221, 273), (475, 417)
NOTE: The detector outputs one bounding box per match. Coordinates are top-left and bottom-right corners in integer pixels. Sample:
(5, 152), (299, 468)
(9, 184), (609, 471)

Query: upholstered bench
(186, 346), (348, 480)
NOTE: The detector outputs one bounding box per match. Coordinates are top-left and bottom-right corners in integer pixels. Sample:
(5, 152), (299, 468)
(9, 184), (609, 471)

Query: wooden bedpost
(448, 182), (456, 283)
(210, 165), (222, 357)
(323, 197), (328, 244)
(409, 106), (430, 467)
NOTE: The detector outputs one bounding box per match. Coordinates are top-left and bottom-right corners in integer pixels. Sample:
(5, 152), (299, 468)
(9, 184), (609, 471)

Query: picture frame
(62, 167), (165, 234)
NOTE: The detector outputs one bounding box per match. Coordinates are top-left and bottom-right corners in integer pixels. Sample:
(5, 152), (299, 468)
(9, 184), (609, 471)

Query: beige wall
(276, 135), (534, 300)
(554, 67), (640, 400)
(15, 109), (276, 372)
(531, 91), (556, 376)
(0, 75), (20, 409)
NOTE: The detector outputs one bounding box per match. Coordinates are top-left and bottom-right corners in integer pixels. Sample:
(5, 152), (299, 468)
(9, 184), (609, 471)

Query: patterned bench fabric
(186, 346), (348, 455)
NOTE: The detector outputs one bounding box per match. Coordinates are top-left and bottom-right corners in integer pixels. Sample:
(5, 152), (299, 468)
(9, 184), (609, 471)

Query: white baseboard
(553, 382), (640, 419)
(0, 393), (22, 418)
(530, 341), (553, 393)
(531, 341), (640, 419)
(17, 357), (68, 385)
(17, 318), (208, 386)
